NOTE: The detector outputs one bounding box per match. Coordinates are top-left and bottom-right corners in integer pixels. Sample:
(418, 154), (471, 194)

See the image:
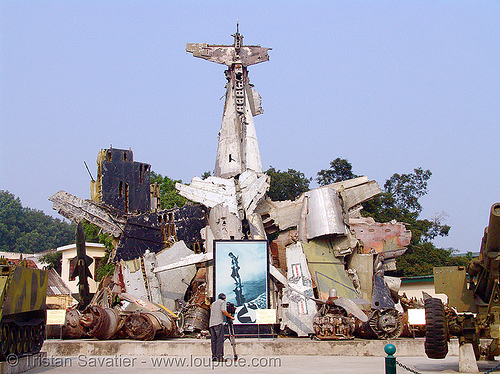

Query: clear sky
(1, 1), (499, 253)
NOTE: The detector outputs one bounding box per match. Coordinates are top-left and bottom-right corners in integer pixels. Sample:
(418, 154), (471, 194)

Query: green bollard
(385, 344), (396, 374)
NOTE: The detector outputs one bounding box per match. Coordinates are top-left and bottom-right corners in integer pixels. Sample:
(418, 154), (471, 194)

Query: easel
(46, 309), (67, 340)
(255, 309), (277, 340)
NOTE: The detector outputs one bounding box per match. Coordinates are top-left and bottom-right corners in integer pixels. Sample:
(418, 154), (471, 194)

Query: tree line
(0, 190), (74, 254)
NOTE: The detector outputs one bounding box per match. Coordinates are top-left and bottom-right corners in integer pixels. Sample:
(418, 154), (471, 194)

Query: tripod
(226, 319), (238, 360)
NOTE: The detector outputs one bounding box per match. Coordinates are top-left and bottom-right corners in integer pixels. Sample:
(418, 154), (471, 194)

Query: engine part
(365, 309), (403, 340)
(80, 306), (123, 340)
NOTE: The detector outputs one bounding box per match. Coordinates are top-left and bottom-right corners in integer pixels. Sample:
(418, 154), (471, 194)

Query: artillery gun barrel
(483, 203), (500, 272)
(486, 203), (500, 252)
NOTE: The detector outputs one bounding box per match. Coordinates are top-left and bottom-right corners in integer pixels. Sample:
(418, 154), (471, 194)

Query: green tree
(394, 242), (470, 277)
(150, 172), (188, 209)
(266, 167), (311, 201)
(0, 190), (74, 253)
(316, 157), (358, 186)
(363, 168), (450, 244)
(360, 167), (463, 276)
(40, 251), (62, 274)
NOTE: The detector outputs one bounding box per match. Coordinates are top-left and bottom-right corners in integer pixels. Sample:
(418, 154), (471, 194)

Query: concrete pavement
(4, 355), (498, 374)
(3, 338), (499, 373)
(41, 337), (459, 357)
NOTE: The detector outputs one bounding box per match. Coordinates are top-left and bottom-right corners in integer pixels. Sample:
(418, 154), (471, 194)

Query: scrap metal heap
(49, 148), (210, 339)
(48, 27), (415, 341)
(178, 26), (412, 340)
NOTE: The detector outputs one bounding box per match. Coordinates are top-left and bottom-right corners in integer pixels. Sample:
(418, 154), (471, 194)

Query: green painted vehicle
(426, 203), (500, 360)
(0, 258), (48, 360)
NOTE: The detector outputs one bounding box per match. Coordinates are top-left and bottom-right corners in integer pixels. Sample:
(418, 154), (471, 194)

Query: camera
(226, 301), (236, 316)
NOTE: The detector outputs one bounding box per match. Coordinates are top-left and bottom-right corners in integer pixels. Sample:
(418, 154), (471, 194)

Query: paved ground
(5, 354), (500, 374)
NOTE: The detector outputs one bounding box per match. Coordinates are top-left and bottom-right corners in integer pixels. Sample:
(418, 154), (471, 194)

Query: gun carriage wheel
(424, 297), (449, 359)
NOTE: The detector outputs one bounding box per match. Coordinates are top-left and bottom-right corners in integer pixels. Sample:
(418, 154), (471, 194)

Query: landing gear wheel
(424, 297), (449, 359)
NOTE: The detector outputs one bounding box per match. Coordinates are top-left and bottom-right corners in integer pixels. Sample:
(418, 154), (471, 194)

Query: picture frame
(213, 240), (269, 325)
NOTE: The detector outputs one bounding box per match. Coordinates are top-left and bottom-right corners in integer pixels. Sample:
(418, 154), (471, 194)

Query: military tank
(0, 258), (48, 360)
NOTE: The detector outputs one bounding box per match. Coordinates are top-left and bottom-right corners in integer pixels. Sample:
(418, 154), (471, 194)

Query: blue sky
(1, 1), (499, 253)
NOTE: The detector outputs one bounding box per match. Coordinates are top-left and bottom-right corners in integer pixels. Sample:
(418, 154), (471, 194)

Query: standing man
(209, 293), (234, 362)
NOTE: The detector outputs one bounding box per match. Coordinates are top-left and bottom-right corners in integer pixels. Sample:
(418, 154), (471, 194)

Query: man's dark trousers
(210, 324), (225, 360)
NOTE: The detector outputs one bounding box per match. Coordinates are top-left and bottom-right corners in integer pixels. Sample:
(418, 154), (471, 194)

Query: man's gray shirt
(209, 299), (227, 327)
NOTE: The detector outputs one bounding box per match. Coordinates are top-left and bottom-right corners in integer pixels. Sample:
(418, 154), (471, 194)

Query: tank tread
(0, 320), (45, 361)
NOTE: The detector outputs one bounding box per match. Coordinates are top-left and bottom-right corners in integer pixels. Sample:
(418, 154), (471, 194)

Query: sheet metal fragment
(281, 242), (317, 337)
(301, 239), (358, 300)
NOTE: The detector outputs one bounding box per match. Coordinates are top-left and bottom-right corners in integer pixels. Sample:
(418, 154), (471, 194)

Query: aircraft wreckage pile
(49, 27), (420, 342)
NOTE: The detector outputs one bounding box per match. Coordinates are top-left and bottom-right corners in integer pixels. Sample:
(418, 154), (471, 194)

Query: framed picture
(214, 240), (269, 324)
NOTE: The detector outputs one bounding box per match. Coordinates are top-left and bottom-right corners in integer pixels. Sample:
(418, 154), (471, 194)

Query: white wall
(400, 280), (447, 303)
(57, 242), (106, 294)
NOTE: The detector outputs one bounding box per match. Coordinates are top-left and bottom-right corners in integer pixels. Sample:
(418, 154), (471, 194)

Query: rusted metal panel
(269, 230), (298, 271)
(350, 217), (411, 254)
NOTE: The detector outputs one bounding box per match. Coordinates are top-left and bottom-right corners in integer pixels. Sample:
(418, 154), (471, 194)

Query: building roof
(57, 242), (105, 252)
(46, 268), (72, 296)
(401, 275), (434, 284)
